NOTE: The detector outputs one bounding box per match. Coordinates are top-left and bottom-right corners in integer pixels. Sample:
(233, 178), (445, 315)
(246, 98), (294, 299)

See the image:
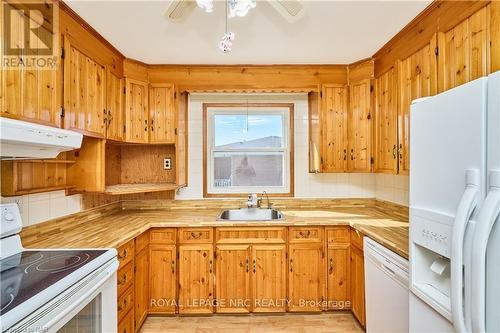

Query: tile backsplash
(1, 190), (81, 226)
(375, 174), (409, 206)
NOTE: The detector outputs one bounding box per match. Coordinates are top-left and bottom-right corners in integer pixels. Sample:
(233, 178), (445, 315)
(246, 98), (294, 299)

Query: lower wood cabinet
(350, 230), (366, 327)
(215, 244), (252, 313)
(117, 308), (134, 333)
(149, 244), (177, 314)
(134, 245), (149, 330)
(288, 243), (324, 312)
(327, 245), (351, 310)
(178, 244), (214, 314)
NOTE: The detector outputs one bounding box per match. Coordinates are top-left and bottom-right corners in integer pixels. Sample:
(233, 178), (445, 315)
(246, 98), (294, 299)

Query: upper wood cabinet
(437, 5), (491, 92)
(347, 79), (372, 172)
(320, 84), (348, 172)
(63, 37), (107, 138)
(149, 84), (176, 144)
(125, 78), (149, 143)
(106, 69), (125, 141)
(1, 5), (61, 127)
(374, 68), (398, 174)
(397, 36), (438, 175)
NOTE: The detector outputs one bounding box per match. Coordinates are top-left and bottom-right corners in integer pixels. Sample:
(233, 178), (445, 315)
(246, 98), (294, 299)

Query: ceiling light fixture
(196, 0), (214, 13)
(228, 0), (256, 18)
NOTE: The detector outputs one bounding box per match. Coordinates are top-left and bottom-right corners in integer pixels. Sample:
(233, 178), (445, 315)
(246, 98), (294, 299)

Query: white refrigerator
(409, 71), (500, 333)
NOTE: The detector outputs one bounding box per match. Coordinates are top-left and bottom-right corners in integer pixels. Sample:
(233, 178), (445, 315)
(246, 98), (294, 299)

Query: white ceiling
(65, 0), (431, 64)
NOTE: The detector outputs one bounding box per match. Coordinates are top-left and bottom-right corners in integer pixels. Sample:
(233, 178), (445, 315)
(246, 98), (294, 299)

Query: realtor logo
(2, 0), (59, 69)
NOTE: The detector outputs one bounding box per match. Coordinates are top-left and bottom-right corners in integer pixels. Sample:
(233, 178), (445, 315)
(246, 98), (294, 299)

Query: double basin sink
(217, 208), (284, 221)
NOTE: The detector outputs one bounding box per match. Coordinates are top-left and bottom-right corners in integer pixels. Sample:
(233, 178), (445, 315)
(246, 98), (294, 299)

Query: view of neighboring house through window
(205, 104), (293, 195)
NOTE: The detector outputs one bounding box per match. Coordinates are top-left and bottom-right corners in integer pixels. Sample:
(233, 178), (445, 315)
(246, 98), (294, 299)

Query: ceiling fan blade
(268, 0), (304, 22)
(163, 0), (196, 22)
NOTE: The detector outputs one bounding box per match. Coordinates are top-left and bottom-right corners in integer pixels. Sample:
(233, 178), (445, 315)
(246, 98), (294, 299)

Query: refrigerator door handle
(451, 169), (480, 333)
(471, 171), (500, 333)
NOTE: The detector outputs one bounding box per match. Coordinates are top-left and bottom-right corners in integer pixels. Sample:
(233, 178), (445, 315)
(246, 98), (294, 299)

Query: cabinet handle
(190, 232), (202, 239)
(392, 145), (397, 159)
(290, 258), (293, 272)
(118, 298), (127, 311)
(343, 149), (347, 161)
(246, 258), (250, 272)
(329, 258), (334, 274)
(209, 259), (213, 274)
(118, 275), (127, 285)
(107, 111), (113, 124)
(298, 230), (311, 238)
(118, 249), (128, 260)
(144, 119), (148, 132)
(171, 260), (175, 274)
(253, 259), (256, 273)
(398, 143), (403, 160)
(151, 119), (154, 131)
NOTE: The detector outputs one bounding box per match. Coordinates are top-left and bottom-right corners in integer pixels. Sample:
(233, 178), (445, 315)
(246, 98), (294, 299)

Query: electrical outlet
(163, 158), (171, 170)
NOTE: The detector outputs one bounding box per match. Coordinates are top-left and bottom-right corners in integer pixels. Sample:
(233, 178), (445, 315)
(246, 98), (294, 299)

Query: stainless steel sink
(217, 208), (285, 221)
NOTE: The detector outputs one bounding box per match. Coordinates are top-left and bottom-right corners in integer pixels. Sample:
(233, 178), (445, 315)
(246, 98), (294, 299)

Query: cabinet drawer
(289, 227), (324, 243)
(150, 228), (176, 244)
(351, 228), (364, 251)
(326, 226), (350, 244)
(135, 231), (150, 253)
(117, 240), (135, 269)
(178, 228), (213, 244)
(216, 227), (286, 244)
(117, 262), (134, 297)
(118, 308), (134, 333)
(118, 285), (134, 323)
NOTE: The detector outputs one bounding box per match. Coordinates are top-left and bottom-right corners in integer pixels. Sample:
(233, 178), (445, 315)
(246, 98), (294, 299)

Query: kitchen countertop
(20, 200), (409, 259)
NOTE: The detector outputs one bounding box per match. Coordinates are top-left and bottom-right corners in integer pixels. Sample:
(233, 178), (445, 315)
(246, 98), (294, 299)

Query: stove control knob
(3, 212), (14, 221)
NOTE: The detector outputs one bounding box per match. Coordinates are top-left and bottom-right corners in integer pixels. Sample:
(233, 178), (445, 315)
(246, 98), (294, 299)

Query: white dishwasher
(364, 237), (409, 333)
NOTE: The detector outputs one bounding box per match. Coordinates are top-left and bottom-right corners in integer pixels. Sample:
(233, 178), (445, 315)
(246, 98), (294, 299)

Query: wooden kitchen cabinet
(106, 69), (125, 141)
(326, 226), (351, 310)
(252, 244), (287, 313)
(63, 36), (107, 138)
(437, 5), (491, 92)
(397, 35), (438, 175)
(350, 229), (365, 327)
(125, 78), (149, 143)
(320, 84), (348, 172)
(215, 244), (252, 313)
(374, 67), (398, 174)
(134, 238), (149, 331)
(347, 79), (372, 172)
(178, 244), (214, 314)
(1, 6), (61, 128)
(149, 83), (176, 144)
(149, 244), (177, 313)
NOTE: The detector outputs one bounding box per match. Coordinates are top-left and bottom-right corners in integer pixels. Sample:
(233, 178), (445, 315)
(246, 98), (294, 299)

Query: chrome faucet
(259, 191), (272, 209)
(246, 193), (258, 208)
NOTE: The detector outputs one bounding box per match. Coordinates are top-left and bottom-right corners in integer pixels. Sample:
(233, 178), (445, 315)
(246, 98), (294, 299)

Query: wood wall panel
(148, 65), (348, 92)
(321, 85), (348, 172)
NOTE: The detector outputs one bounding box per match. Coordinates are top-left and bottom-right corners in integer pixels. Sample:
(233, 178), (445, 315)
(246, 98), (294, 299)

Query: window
(204, 103), (294, 197)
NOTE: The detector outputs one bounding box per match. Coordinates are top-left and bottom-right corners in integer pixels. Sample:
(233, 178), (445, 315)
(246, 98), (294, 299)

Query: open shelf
(104, 183), (178, 195)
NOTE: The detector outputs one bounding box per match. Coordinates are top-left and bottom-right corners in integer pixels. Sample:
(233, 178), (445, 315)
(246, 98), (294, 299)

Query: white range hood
(0, 117), (83, 159)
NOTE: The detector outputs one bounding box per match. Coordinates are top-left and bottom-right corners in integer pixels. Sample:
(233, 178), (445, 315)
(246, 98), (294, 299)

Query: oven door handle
(44, 259), (119, 331)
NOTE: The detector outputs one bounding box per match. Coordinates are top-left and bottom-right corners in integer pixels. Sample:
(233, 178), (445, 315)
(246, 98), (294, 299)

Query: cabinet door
(178, 245), (214, 314)
(327, 245), (351, 310)
(149, 84), (176, 144)
(134, 247), (149, 330)
(438, 5), (490, 92)
(397, 36), (438, 175)
(125, 78), (149, 143)
(251, 244), (287, 313)
(350, 246), (365, 327)
(64, 37), (106, 138)
(348, 79), (372, 172)
(149, 245), (176, 313)
(288, 243), (324, 312)
(321, 84), (348, 172)
(374, 68), (398, 174)
(106, 69), (125, 141)
(215, 244), (251, 313)
(176, 91), (188, 186)
(1, 6), (60, 127)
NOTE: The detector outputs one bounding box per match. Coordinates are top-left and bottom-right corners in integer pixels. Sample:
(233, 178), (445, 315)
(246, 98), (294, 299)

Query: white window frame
(205, 105), (292, 195)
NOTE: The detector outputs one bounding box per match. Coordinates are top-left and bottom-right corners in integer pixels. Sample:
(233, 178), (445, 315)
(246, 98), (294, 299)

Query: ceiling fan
(163, 0), (304, 23)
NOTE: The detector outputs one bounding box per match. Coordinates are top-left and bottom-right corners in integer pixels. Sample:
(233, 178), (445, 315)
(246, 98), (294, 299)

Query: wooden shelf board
(14, 159), (76, 164)
(104, 183), (178, 195)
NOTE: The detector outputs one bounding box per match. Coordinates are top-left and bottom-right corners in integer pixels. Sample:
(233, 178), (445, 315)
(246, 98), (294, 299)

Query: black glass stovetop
(0, 250), (107, 315)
